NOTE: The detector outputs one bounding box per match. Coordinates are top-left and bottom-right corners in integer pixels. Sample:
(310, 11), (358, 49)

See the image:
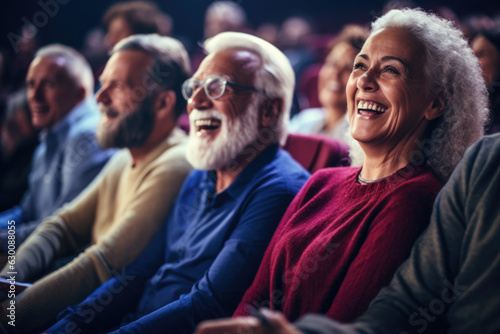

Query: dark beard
(97, 95), (156, 149)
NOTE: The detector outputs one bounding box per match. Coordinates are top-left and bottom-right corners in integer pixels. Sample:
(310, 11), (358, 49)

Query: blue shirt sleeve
(108, 184), (299, 334)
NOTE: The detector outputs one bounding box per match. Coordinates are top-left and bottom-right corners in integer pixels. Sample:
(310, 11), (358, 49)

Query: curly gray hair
(372, 8), (489, 181)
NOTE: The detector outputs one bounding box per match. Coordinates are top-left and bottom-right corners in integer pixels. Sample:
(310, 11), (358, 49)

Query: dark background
(1, 0), (499, 55)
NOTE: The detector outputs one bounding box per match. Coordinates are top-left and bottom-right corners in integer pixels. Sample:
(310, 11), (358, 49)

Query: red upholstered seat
(297, 63), (322, 109)
(282, 133), (351, 173)
(177, 113), (190, 133)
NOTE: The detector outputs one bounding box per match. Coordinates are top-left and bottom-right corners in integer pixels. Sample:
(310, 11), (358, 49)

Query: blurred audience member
(102, 1), (173, 51)
(0, 34), (193, 333)
(11, 24), (39, 92)
(45, 31), (309, 334)
(0, 50), (13, 102)
(471, 29), (500, 134)
(204, 1), (247, 39)
(462, 14), (496, 38)
(191, 1), (248, 72)
(81, 27), (110, 88)
(280, 16), (316, 82)
(255, 22), (280, 47)
(290, 25), (368, 143)
(280, 16), (317, 117)
(0, 89), (39, 212)
(0, 45), (114, 253)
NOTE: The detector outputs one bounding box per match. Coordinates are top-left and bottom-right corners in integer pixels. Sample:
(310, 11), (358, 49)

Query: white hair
(372, 8), (489, 181)
(35, 44), (94, 97)
(113, 34), (191, 117)
(204, 31), (295, 145)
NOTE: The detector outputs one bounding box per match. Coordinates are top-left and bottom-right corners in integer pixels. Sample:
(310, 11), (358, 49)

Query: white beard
(186, 100), (261, 171)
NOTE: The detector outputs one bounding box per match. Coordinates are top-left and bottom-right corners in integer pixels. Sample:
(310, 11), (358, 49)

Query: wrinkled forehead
(195, 48), (262, 85)
(362, 27), (427, 66)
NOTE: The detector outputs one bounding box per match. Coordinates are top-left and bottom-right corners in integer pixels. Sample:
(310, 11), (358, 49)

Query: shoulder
(145, 138), (192, 176)
(390, 167), (443, 198)
(66, 103), (100, 139)
(64, 110), (100, 151)
(460, 134), (500, 183)
(253, 149), (311, 195)
(175, 170), (205, 195)
(102, 149), (131, 171)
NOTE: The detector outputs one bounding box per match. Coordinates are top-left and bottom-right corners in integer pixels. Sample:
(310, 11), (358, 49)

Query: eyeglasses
(182, 75), (266, 101)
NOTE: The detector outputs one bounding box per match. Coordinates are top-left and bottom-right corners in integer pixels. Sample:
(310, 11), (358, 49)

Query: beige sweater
(0, 128), (192, 333)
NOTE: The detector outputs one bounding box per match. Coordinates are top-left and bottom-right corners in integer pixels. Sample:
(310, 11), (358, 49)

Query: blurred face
(347, 27), (434, 147)
(318, 42), (358, 111)
(185, 49), (262, 170)
(26, 56), (83, 130)
(106, 16), (133, 51)
(95, 50), (156, 148)
(472, 35), (500, 86)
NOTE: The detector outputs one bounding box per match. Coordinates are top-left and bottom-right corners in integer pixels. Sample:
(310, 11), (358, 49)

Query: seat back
(282, 133), (351, 173)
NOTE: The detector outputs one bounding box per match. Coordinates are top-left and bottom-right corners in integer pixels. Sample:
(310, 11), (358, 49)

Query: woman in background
(289, 25), (368, 144)
(471, 28), (500, 134)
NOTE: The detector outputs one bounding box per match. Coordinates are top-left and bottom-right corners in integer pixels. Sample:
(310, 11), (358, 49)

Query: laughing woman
(196, 8), (489, 333)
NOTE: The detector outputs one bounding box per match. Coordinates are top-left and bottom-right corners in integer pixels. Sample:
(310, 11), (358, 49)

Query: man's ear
(424, 93), (445, 121)
(154, 90), (176, 120)
(261, 97), (282, 128)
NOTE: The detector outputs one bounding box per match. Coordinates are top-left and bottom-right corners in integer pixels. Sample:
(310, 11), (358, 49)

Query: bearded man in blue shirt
(44, 31), (311, 334)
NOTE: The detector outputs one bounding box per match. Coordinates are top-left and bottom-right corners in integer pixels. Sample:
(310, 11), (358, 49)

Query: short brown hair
(102, 1), (172, 36)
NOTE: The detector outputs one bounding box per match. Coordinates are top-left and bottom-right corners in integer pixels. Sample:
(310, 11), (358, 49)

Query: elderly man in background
(45, 31), (310, 334)
(0, 45), (114, 253)
(0, 34), (193, 333)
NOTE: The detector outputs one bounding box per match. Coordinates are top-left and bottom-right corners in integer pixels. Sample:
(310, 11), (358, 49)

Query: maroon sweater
(233, 165), (443, 322)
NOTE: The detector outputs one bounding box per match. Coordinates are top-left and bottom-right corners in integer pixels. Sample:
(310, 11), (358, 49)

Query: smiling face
(318, 42), (358, 112)
(95, 50), (157, 148)
(26, 56), (84, 130)
(185, 48), (263, 170)
(347, 27), (437, 151)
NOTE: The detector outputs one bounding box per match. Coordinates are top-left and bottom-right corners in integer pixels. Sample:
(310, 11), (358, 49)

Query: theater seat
(297, 63), (322, 109)
(282, 133), (351, 173)
(177, 113), (190, 133)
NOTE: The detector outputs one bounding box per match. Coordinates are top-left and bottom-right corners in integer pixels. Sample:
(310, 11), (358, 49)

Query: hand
(194, 309), (302, 334)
